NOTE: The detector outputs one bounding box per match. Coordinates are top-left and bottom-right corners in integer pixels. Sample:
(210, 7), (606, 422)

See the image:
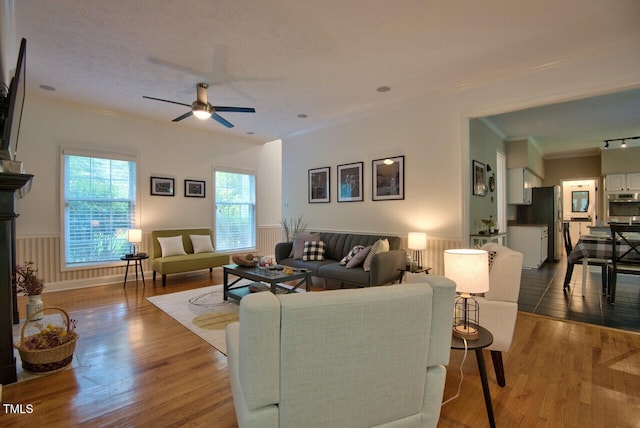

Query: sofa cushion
(303, 240), (326, 261)
(158, 235), (187, 257)
(364, 239), (389, 272)
(292, 233), (321, 259)
(346, 245), (371, 268)
(190, 234), (215, 254)
(340, 245), (365, 265)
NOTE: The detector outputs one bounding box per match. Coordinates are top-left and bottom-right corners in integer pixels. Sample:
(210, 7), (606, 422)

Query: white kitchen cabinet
(507, 168), (537, 205)
(605, 172), (640, 192)
(507, 225), (548, 269)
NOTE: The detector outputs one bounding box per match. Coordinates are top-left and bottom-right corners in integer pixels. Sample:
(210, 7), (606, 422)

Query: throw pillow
(291, 233), (320, 259)
(346, 245), (372, 268)
(190, 234), (215, 254)
(488, 250), (497, 270)
(363, 239), (390, 272)
(340, 245), (365, 265)
(302, 240), (326, 261)
(157, 236), (187, 257)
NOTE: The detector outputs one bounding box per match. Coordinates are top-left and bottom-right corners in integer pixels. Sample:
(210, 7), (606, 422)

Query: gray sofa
(275, 232), (406, 287)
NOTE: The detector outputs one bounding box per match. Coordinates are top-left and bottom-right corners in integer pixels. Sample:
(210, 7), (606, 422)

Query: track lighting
(603, 135), (639, 149)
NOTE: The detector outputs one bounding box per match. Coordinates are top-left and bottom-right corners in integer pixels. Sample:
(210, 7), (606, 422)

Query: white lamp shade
(128, 228), (142, 244)
(444, 249), (489, 294)
(407, 232), (427, 250)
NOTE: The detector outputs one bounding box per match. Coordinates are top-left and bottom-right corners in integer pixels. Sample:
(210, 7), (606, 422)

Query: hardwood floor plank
(3, 268), (640, 426)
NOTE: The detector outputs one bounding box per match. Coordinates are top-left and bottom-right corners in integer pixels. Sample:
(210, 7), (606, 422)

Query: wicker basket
(14, 306), (78, 373)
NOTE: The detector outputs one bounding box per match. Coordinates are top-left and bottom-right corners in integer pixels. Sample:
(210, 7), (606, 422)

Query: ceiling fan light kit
(143, 82), (255, 128)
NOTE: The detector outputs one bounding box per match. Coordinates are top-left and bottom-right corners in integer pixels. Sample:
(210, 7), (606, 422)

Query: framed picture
(150, 176), (175, 196)
(185, 179), (206, 198)
(309, 166), (330, 203)
(337, 162), (364, 202)
(472, 160), (486, 196)
(372, 156), (404, 201)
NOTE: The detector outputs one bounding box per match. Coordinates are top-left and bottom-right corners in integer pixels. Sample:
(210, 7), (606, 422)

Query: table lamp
(408, 232), (427, 271)
(444, 249), (489, 340)
(128, 228), (142, 255)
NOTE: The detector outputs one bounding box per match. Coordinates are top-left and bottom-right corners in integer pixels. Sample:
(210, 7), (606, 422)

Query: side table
(397, 266), (432, 283)
(121, 254), (149, 287)
(450, 325), (495, 428)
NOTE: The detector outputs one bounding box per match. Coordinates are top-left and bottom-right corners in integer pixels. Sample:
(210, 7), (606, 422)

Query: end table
(121, 254), (149, 287)
(450, 325), (495, 428)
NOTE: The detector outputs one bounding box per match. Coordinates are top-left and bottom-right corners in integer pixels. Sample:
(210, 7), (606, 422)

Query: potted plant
(14, 261), (45, 321)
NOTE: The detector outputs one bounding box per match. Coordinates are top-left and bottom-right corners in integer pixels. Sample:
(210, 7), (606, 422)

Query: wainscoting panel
(257, 225), (282, 257)
(16, 230), (460, 290)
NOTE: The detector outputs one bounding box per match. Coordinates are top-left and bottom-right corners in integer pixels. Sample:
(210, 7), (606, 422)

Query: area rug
(147, 284), (240, 355)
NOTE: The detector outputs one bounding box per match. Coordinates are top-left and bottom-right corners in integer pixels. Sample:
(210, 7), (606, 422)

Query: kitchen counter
(507, 225), (549, 269)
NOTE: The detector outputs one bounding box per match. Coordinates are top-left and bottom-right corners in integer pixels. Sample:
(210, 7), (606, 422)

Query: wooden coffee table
(223, 264), (312, 302)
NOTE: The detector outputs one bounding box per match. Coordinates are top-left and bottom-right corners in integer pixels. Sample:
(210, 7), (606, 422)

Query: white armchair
(225, 277), (456, 428)
(477, 243), (524, 386)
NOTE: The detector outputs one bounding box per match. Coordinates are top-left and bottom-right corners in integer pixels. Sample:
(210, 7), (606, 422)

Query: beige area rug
(12, 313), (79, 384)
(147, 284), (241, 355)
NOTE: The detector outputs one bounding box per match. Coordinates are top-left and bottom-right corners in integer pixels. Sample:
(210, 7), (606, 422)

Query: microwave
(607, 192), (640, 223)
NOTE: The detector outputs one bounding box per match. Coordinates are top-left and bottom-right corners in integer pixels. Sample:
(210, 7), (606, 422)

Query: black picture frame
(150, 176), (175, 196)
(372, 156), (404, 201)
(309, 167), (330, 203)
(337, 161), (364, 202)
(185, 179), (206, 198)
(472, 160), (486, 196)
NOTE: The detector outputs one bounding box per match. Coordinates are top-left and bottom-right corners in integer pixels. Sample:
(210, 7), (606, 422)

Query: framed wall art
(150, 176), (175, 196)
(472, 160), (486, 196)
(308, 166), (330, 203)
(337, 161), (363, 202)
(185, 179), (206, 198)
(372, 156), (404, 201)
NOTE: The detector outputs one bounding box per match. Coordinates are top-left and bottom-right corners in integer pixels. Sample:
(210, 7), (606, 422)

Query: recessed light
(297, 113), (308, 118)
(376, 86), (391, 93)
(39, 84), (56, 91)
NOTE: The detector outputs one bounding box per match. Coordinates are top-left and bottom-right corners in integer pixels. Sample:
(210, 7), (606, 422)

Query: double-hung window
(214, 169), (256, 252)
(61, 149), (137, 268)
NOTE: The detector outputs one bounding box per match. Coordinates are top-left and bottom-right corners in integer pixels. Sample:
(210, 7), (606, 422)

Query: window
(215, 169), (256, 251)
(62, 149), (137, 267)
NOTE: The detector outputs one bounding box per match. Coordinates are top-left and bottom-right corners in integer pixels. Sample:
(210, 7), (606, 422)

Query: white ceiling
(8, 0), (640, 151)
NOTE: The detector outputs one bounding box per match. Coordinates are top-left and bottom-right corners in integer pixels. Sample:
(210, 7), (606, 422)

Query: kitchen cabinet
(507, 225), (548, 269)
(507, 168), (540, 205)
(605, 172), (640, 192)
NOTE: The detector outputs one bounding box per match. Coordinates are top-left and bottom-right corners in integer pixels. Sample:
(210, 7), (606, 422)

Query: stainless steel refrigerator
(515, 186), (563, 261)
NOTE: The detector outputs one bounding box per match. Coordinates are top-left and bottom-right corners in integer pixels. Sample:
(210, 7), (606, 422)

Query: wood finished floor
(519, 255), (640, 332)
(2, 268), (640, 427)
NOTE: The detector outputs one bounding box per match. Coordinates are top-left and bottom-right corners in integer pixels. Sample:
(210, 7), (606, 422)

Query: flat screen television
(0, 38), (26, 161)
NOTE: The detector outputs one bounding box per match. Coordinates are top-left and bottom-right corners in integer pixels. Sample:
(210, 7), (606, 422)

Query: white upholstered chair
(225, 277), (456, 428)
(477, 243), (524, 386)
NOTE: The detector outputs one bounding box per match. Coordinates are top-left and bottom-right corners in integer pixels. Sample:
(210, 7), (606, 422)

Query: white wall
(15, 95), (279, 235)
(282, 39), (640, 245)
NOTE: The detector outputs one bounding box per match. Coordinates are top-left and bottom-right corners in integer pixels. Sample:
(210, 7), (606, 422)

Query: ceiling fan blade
(143, 95), (191, 108)
(212, 106), (256, 113)
(172, 111), (193, 122)
(212, 113), (234, 128)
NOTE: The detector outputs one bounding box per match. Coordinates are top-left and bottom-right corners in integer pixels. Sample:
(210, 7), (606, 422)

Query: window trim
(59, 147), (140, 271)
(213, 166), (258, 253)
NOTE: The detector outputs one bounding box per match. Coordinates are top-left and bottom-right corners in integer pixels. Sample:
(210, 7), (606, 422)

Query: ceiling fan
(142, 83), (255, 128)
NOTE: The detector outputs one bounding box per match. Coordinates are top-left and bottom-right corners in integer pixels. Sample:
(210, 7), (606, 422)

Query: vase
(26, 295), (44, 321)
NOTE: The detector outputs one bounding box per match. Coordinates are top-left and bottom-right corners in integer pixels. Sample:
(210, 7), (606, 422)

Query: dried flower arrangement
(14, 261), (45, 296)
(21, 319), (78, 351)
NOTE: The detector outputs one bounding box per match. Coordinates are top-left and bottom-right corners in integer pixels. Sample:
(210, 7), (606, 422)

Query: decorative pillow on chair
(157, 236), (187, 257)
(363, 239), (389, 271)
(340, 245), (365, 265)
(291, 233), (321, 259)
(346, 245), (371, 268)
(302, 240), (326, 261)
(190, 235), (215, 254)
